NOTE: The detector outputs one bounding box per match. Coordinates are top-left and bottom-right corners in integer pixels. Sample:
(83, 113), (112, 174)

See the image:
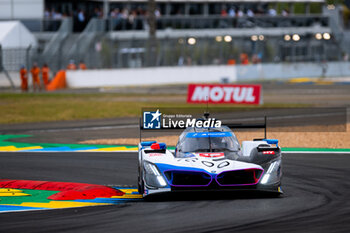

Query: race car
(138, 124), (282, 197)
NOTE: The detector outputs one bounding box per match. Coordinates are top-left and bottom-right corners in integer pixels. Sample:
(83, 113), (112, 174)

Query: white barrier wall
(66, 66), (237, 88)
(236, 62), (350, 80)
(3, 62), (350, 88)
(0, 72), (20, 87)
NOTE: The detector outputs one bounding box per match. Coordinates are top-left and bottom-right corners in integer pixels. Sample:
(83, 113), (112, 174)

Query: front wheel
(138, 163), (144, 195)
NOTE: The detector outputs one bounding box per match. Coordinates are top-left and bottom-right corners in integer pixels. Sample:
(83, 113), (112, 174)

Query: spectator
(268, 8), (277, 16)
(77, 9), (86, 31)
(93, 7), (103, 18)
(52, 10), (63, 30)
(42, 63), (50, 87)
(111, 8), (120, 18)
(240, 53), (249, 65)
(228, 7), (236, 17)
(44, 8), (51, 30)
(221, 7), (228, 17)
(79, 61), (87, 70)
(252, 54), (260, 64)
(78, 9), (85, 22)
(155, 8), (161, 18)
(53, 10), (62, 20)
(282, 9), (289, 16)
(247, 9), (254, 17)
(67, 60), (77, 70)
(178, 56), (184, 66)
(30, 62), (41, 91)
(121, 8), (129, 19)
(44, 8), (50, 18)
(237, 9), (244, 17)
(19, 65), (28, 92)
(128, 10), (137, 27)
(137, 7), (145, 16)
(111, 8), (122, 29)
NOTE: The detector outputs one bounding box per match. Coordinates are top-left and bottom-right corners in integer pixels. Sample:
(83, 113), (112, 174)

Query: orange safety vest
(42, 67), (50, 85)
(79, 63), (87, 70)
(20, 68), (28, 91)
(67, 63), (77, 70)
(31, 67), (41, 84)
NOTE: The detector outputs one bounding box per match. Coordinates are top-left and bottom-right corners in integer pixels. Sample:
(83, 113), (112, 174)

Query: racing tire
(138, 163), (144, 195)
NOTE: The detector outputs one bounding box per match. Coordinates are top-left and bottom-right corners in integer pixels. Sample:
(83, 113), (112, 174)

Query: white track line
(2, 150), (349, 154)
(26, 124), (138, 133)
(282, 151), (350, 154)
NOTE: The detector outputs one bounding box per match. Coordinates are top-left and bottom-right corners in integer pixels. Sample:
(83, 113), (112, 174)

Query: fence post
(0, 44), (15, 89)
(26, 45), (32, 72)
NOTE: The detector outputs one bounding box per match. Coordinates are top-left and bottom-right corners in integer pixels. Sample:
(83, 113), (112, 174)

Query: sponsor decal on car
(149, 153), (164, 156)
(182, 153), (196, 158)
(187, 84), (262, 105)
(198, 152), (225, 158)
(186, 132), (232, 138)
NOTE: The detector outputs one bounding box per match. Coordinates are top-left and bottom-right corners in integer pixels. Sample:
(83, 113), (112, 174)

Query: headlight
(144, 161), (161, 176)
(144, 162), (167, 188)
(260, 159), (281, 185)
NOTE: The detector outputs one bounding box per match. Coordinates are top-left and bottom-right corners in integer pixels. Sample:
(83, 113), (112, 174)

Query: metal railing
(0, 18), (64, 32)
(41, 18), (72, 71)
(64, 18), (106, 67)
(0, 14), (330, 33)
(108, 15), (329, 31)
(0, 46), (33, 72)
(19, 13), (340, 71)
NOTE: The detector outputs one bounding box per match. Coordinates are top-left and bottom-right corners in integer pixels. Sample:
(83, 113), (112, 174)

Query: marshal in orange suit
(19, 65), (28, 92)
(31, 62), (41, 91)
(42, 63), (50, 87)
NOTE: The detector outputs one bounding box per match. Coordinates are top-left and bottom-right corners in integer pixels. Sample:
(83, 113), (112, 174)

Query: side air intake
(216, 169), (263, 186)
(164, 170), (212, 187)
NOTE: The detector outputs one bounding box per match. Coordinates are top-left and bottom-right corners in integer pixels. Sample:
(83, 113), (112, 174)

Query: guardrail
(42, 18), (72, 72)
(108, 15), (329, 31)
(64, 18), (106, 67)
(0, 14), (330, 33)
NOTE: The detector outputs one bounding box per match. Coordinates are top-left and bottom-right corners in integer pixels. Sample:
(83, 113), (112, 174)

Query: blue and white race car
(138, 124), (282, 197)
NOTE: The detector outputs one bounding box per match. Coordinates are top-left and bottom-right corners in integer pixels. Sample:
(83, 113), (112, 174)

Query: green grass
(0, 93), (310, 124)
(0, 189), (59, 205)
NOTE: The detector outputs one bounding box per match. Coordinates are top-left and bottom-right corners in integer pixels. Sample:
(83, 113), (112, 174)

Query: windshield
(178, 131), (240, 153)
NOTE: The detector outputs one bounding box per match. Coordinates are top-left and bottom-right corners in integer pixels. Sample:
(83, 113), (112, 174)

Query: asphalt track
(1, 152), (349, 233)
(1, 107), (347, 144)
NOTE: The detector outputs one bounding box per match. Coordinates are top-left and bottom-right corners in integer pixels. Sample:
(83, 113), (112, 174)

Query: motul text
(187, 84), (262, 105)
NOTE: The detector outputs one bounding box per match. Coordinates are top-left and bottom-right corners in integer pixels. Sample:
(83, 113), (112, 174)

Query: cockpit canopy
(176, 126), (240, 155)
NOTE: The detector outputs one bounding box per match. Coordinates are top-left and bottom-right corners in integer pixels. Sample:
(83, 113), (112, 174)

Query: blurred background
(0, 0), (349, 127)
(0, 0), (350, 74)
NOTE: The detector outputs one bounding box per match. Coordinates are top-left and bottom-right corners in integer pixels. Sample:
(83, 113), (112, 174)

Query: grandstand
(0, 0), (349, 71)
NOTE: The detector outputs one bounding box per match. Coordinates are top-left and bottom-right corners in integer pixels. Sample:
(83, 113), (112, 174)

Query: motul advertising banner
(187, 84), (262, 105)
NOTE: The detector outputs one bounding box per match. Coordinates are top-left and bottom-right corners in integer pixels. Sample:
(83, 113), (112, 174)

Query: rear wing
(225, 116), (267, 140)
(139, 116), (267, 142)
